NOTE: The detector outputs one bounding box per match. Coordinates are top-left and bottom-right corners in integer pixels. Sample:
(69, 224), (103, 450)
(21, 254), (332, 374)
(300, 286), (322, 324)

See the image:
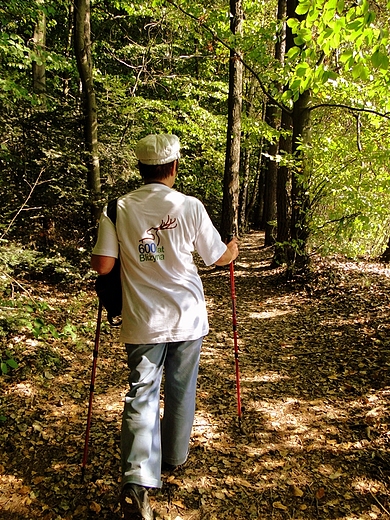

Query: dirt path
(1, 231), (390, 519)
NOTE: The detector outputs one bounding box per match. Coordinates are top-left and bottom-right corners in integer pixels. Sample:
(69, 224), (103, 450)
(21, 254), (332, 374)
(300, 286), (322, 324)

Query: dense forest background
(1, 0), (390, 283)
(2, 2), (390, 518)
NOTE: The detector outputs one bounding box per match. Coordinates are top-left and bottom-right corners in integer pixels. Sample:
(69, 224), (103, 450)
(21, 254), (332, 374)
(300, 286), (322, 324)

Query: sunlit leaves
(283, 0), (390, 110)
(371, 49), (389, 71)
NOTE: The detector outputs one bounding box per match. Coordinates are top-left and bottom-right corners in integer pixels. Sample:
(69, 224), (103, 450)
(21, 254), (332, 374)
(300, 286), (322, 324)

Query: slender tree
(273, 108), (292, 265)
(74, 0), (101, 222)
(239, 76), (258, 233)
(220, 0), (243, 240)
(263, 0), (287, 246)
(32, 0), (46, 99)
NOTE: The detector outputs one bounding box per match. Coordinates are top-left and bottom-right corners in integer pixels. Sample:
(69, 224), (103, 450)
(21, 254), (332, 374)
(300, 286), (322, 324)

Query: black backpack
(95, 199), (122, 326)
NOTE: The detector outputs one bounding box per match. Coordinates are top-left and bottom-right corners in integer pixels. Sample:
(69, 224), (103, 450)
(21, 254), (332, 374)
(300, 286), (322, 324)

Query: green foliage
(0, 243), (90, 287)
(0, 353), (18, 375)
(26, 311), (78, 341)
(285, 0), (390, 104)
(0, 0), (390, 265)
(303, 108), (390, 257)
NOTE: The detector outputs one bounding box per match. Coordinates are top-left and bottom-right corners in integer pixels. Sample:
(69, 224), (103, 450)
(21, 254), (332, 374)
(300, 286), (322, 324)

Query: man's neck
(145, 180), (168, 186)
(144, 175), (175, 188)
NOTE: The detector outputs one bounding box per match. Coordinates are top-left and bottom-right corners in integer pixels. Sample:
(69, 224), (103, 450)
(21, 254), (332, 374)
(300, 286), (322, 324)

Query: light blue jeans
(121, 338), (203, 489)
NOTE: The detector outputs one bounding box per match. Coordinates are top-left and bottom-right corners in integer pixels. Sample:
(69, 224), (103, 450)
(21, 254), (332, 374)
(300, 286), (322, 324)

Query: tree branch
(164, 0), (292, 114)
(307, 103), (390, 119)
(0, 168), (44, 241)
(317, 212), (361, 229)
(165, 0), (390, 122)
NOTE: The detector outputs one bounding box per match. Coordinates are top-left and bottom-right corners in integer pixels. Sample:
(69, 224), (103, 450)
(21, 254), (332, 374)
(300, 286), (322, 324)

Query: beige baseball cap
(135, 134), (180, 165)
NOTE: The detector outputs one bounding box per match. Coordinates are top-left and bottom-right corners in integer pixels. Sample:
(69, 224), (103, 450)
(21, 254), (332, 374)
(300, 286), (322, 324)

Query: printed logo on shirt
(138, 215), (177, 263)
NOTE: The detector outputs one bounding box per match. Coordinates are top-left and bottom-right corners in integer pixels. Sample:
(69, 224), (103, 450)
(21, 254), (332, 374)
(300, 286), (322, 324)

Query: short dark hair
(138, 160), (178, 181)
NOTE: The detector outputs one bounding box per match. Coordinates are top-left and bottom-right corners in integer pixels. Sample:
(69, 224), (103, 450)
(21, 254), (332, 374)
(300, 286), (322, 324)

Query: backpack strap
(106, 198), (118, 226)
(95, 197), (122, 326)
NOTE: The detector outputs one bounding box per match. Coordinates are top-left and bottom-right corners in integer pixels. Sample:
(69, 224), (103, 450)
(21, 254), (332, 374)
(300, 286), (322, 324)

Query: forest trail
(1, 231), (390, 519)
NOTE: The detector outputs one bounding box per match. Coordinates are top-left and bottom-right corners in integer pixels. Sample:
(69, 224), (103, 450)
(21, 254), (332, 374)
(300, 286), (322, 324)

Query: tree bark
(32, 0), (46, 99)
(248, 146), (265, 229)
(272, 0), (291, 265)
(262, 102), (279, 245)
(289, 90), (312, 271)
(239, 76), (257, 233)
(263, 0), (287, 246)
(64, 1), (74, 98)
(273, 108), (293, 265)
(285, 0), (312, 274)
(380, 235), (390, 263)
(74, 0), (101, 223)
(220, 0), (243, 241)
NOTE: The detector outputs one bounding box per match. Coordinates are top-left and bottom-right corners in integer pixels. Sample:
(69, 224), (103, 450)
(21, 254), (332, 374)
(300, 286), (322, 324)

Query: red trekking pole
(81, 299), (103, 481)
(228, 243), (243, 432)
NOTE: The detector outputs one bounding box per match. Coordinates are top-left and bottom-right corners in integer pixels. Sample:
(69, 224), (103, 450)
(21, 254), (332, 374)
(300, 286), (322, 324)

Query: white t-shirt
(92, 184), (227, 344)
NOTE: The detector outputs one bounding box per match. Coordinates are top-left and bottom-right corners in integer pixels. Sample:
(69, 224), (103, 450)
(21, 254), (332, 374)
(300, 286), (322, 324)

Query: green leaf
(339, 49), (353, 63)
(352, 63), (369, 80)
(371, 50), (389, 70)
(346, 18), (364, 33)
(1, 362), (8, 374)
(307, 7), (320, 23)
(336, 0), (345, 14)
(287, 18), (300, 31)
(48, 324), (59, 339)
(323, 7), (336, 24)
(6, 359), (18, 369)
(290, 78), (302, 91)
(281, 90), (293, 103)
(299, 28), (313, 42)
(296, 1), (311, 15)
(364, 11), (376, 25)
(287, 46), (301, 60)
(296, 63), (310, 77)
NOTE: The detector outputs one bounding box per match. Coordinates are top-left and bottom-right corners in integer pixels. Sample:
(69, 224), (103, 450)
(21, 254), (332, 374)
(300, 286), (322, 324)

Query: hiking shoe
(120, 483), (154, 520)
(161, 461), (178, 473)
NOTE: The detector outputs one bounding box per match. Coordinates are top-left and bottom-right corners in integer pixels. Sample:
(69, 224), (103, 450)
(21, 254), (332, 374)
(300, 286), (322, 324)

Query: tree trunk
(262, 102), (279, 245)
(32, 0), (46, 99)
(239, 146), (251, 233)
(74, 0), (101, 223)
(220, 0), (243, 241)
(263, 0), (287, 246)
(285, 0), (312, 274)
(273, 108), (293, 265)
(239, 76), (257, 233)
(273, 0), (291, 266)
(64, 1), (74, 98)
(288, 90), (312, 271)
(247, 146), (264, 229)
(379, 235), (390, 262)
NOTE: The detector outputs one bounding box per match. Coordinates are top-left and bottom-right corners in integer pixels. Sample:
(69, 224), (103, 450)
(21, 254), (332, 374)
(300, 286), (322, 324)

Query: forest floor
(1, 231), (390, 520)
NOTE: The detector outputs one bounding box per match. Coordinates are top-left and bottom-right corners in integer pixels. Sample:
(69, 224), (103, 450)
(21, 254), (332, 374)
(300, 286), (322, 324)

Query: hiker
(91, 134), (239, 520)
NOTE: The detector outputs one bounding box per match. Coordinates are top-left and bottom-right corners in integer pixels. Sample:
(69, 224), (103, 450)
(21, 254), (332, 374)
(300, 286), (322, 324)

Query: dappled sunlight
(336, 259), (390, 278)
(249, 309), (293, 319)
(242, 371), (290, 383)
(235, 259), (270, 270)
(12, 382), (34, 397)
(0, 474), (28, 514)
(2, 233), (390, 519)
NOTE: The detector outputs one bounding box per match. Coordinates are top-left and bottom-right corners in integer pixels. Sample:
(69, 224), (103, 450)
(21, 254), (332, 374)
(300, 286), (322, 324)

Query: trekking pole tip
(238, 416), (245, 435)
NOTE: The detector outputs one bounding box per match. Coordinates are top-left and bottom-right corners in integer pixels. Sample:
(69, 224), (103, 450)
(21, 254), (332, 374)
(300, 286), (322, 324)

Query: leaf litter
(1, 231), (390, 519)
